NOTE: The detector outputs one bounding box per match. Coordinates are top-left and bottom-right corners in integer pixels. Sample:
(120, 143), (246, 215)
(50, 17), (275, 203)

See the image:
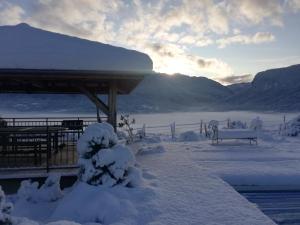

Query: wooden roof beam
(79, 86), (109, 116)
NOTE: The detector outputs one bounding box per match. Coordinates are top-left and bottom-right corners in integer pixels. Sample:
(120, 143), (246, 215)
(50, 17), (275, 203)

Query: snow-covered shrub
(207, 120), (219, 138)
(284, 115), (300, 136)
(250, 117), (263, 131)
(228, 120), (247, 129)
(137, 145), (166, 156)
(77, 122), (141, 187)
(0, 186), (13, 225)
(17, 174), (63, 203)
(178, 131), (200, 142)
(17, 180), (38, 202)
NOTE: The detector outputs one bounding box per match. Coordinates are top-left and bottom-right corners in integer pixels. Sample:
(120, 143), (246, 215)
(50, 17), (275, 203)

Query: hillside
(1, 64), (300, 113)
(226, 64), (300, 111)
(0, 73), (233, 113)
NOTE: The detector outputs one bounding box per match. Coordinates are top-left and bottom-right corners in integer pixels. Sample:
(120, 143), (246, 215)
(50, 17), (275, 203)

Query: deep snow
(3, 112), (300, 225)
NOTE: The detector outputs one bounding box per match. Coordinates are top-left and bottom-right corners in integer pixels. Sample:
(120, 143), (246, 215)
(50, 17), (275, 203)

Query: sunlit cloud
(217, 74), (253, 85)
(217, 32), (275, 48)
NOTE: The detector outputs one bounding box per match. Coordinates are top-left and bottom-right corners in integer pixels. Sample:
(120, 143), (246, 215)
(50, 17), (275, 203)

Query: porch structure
(0, 69), (148, 171)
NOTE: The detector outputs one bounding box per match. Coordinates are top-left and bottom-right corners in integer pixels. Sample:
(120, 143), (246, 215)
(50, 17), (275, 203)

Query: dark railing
(0, 116), (103, 171)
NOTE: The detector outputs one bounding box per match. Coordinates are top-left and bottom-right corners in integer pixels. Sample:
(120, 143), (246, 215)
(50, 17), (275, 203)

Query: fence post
(170, 122), (176, 140)
(204, 123), (207, 137)
(279, 124), (282, 135)
(200, 120), (203, 134)
(283, 115), (287, 131)
(142, 124), (146, 137)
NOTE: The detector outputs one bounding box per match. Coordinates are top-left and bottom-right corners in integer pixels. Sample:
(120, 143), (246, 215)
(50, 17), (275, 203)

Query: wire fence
(129, 117), (288, 137)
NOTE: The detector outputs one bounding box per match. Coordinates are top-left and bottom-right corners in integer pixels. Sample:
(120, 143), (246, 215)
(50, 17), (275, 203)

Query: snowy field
(1, 111), (300, 225)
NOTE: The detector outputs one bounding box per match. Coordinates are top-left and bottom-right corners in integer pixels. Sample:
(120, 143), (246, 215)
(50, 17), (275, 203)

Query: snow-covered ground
(2, 111), (300, 225)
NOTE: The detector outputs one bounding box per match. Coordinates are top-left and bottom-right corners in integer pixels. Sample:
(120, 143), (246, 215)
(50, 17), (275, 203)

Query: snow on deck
(137, 141), (276, 225)
(5, 128), (300, 224)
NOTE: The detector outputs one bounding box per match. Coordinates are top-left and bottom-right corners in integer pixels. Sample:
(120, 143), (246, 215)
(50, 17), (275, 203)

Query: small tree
(0, 186), (13, 225)
(77, 122), (141, 187)
(118, 114), (135, 143)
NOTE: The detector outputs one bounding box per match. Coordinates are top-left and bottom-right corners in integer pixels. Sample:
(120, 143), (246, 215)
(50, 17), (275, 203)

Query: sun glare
(155, 59), (191, 75)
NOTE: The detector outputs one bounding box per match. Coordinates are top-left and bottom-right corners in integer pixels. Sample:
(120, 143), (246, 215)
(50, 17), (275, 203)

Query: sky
(0, 0), (300, 84)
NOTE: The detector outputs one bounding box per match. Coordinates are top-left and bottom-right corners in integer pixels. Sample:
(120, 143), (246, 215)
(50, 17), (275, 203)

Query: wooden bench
(211, 127), (258, 145)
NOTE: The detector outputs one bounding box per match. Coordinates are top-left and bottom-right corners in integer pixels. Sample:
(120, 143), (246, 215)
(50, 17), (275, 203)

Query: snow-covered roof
(0, 23), (153, 72)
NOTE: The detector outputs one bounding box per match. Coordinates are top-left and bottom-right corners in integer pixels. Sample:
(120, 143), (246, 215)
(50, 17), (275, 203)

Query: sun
(154, 58), (191, 75)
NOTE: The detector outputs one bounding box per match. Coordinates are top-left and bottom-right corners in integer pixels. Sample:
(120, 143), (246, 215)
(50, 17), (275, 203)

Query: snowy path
(137, 143), (275, 225)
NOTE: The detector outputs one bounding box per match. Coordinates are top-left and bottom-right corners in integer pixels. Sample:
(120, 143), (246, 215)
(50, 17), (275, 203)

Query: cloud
(286, 0), (300, 12)
(217, 32), (275, 48)
(0, 1), (24, 25)
(217, 74), (253, 85)
(228, 0), (284, 26)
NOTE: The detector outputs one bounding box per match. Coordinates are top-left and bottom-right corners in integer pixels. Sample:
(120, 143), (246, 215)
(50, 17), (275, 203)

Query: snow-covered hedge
(0, 186), (13, 225)
(77, 122), (141, 187)
(284, 115), (300, 136)
(250, 117), (263, 131)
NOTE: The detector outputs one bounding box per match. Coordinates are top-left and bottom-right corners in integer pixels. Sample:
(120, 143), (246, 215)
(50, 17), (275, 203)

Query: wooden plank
(79, 86), (109, 116)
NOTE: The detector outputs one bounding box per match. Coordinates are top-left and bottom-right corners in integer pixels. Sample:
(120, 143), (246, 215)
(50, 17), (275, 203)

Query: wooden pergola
(0, 69), (148, 129)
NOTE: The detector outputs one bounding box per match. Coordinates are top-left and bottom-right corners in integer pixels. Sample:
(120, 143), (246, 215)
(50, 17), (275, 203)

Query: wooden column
(108, 82), (117, 130)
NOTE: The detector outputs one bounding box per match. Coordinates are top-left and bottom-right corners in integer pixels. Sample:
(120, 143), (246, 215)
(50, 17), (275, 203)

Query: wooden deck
(241, 191), (300, 225)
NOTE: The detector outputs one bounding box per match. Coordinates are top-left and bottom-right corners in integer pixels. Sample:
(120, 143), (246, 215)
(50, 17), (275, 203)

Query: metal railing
(0, 116), (102, 171)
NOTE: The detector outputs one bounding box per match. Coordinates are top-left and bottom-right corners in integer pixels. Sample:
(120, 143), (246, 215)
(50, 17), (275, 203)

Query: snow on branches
(77, 122), (141, 187)
(0, 186), (13, 225)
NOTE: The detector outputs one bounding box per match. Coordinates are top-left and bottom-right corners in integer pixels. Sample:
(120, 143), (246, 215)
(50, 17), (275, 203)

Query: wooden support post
(96, 108), (101, 123)
(108, 82), (117, 130)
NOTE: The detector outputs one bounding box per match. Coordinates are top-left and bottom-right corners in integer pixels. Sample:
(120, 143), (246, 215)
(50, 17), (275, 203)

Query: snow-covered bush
(250, 117), (263, 131)
(284, 115), (300, 136)
(137, 145), (166, 156)
(179, 131), (200, 142)
(228, 120), (247, 129)
(0, 186), (13, 225)
(17, 174), (63, 203)
(207, 120), (219, 138)
(77, 122), (141, 187)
